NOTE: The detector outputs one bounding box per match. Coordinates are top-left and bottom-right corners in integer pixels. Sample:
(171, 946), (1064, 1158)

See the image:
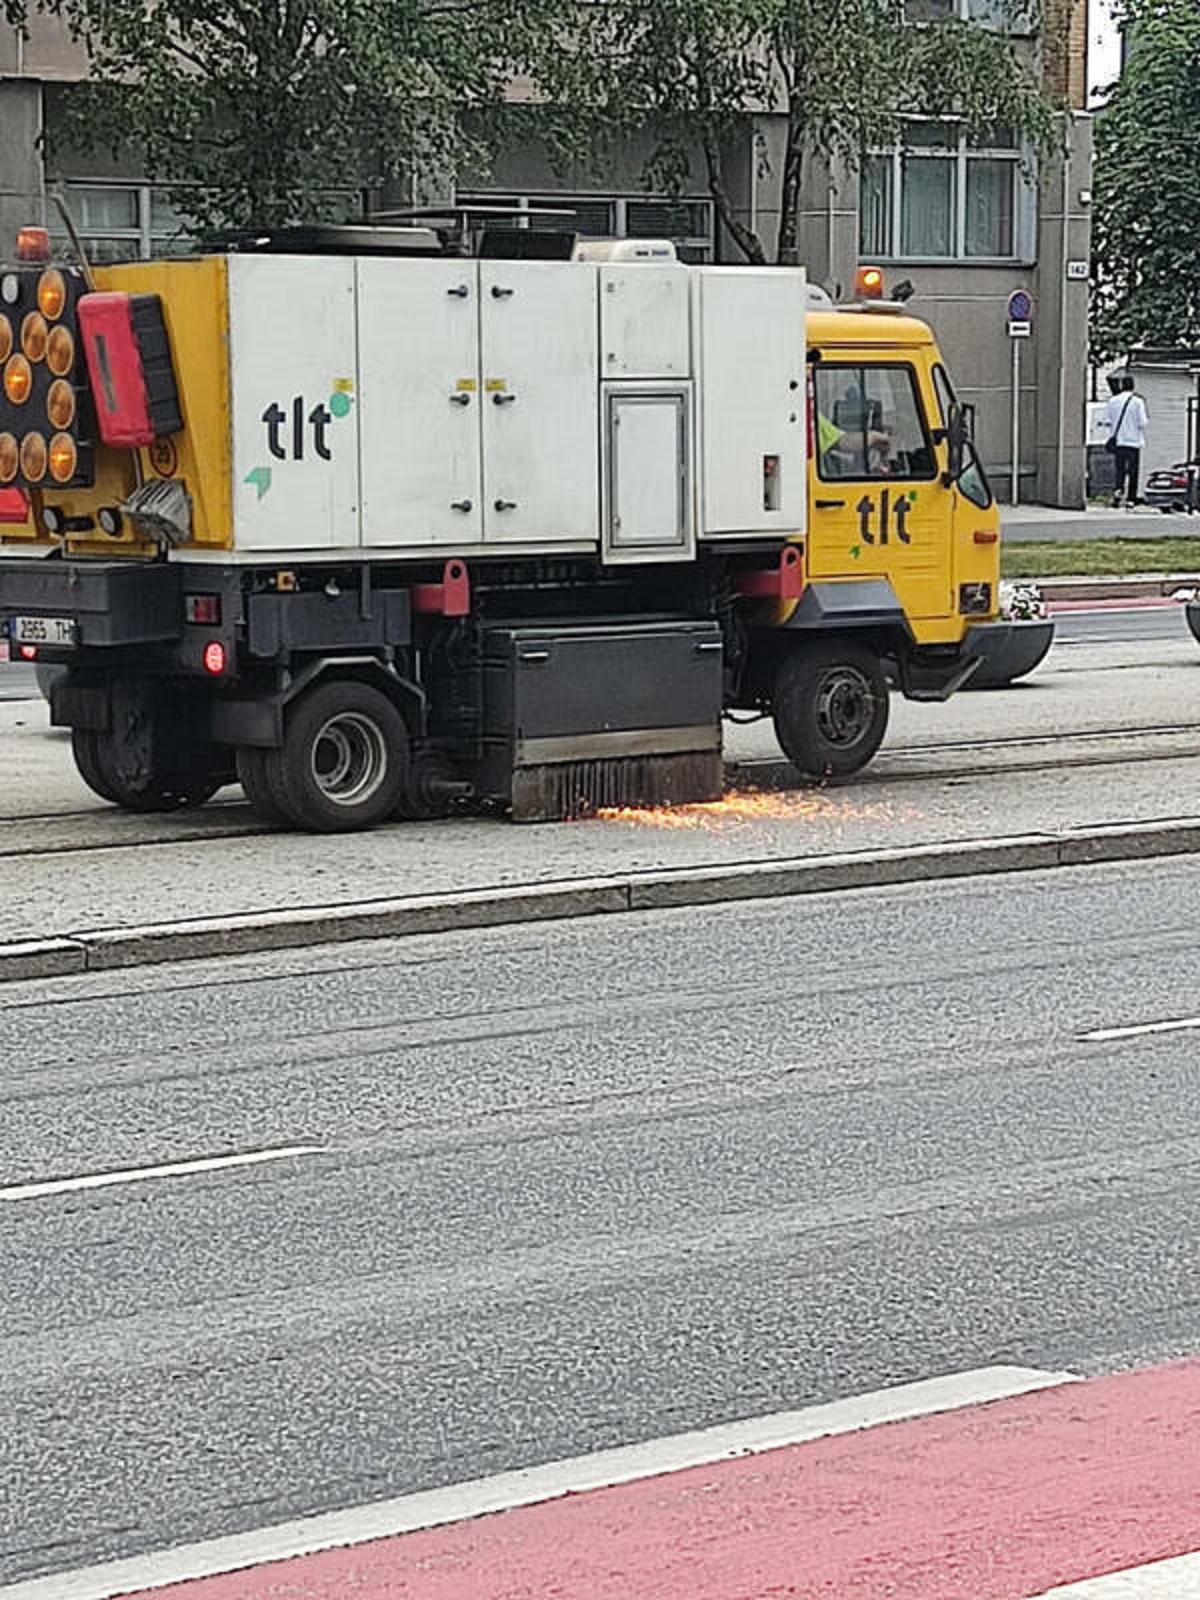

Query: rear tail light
(973, 529), (999, 544)
(186, 593), (222, 625)
(202, 640), (227, 675)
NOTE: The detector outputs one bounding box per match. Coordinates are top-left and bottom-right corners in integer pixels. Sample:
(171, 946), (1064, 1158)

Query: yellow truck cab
(0, 225), (1008, 830)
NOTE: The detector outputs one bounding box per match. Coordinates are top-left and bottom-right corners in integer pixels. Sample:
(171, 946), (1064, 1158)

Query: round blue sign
(1007, 290), (1033, 323)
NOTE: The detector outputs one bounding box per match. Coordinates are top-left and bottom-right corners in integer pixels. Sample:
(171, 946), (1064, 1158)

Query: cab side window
(814, 364), (937, 482)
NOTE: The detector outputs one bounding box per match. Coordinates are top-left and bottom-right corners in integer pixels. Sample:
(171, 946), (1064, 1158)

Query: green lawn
(1001, 537), (1200, 580)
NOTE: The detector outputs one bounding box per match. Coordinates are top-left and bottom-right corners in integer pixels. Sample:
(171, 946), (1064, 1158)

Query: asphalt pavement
(1001, 505), (1200, 543)
(4, 856), (1200, 1585)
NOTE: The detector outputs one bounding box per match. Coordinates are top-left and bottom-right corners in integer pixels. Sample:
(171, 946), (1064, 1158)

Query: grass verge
(1002, 537), (1200, 580)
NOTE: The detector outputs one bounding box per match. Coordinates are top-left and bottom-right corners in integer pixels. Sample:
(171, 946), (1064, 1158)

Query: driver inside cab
(817, 409), (892, 477)
(817, 376), (892, 475)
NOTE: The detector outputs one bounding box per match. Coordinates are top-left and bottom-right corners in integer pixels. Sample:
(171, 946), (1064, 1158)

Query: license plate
(11, 615), (77, 648)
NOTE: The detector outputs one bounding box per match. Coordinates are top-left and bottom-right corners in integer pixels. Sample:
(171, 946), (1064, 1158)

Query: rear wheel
(236, 746), (295, 828)
(262, 679), (408, 833)
(771, 640), (889, 782)
(71, 727), (223, 811)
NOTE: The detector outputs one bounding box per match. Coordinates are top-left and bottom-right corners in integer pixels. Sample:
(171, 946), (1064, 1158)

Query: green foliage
(0, 0), (546, 232)
(1091, 0), (1200, 361)
(529, 0), (1057, 264)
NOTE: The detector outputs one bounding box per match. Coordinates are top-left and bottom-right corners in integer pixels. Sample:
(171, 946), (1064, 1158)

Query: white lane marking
(0, 1145), (323, 1203)
(0, 1365), (1078, 1600)
(1028, 1551), (1200, 1597)
(1080, 1016), (1200, 1043)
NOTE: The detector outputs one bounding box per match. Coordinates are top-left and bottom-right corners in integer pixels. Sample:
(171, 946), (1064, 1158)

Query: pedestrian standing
(1106, 374), (1149, 507)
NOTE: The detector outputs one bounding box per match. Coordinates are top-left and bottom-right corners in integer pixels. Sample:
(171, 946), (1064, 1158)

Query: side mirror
(943, 402), (967, 486)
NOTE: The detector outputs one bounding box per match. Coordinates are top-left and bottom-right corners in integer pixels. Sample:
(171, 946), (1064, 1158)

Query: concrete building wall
(0, 80), (46, 243)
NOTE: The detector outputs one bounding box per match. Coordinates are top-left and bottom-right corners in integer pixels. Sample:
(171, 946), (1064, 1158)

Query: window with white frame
(58, 183), (193, 263)
(859, 121), (1034, 262)
(906, 0), (1027, 25)
(455, 192), (716, 262)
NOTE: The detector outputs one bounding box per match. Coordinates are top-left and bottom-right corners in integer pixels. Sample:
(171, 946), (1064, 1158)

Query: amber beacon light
(15, 226), (51, 265)
(855, 266), (886, 299)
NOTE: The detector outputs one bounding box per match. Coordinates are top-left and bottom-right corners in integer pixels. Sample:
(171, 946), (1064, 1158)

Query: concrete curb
(1037, 574), (1200, 603)
(5, 817), (1200, 986)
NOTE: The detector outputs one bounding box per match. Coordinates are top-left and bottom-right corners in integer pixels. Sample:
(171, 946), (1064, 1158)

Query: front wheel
(771, 640), (889, 782)
(261, 679), (408, 833)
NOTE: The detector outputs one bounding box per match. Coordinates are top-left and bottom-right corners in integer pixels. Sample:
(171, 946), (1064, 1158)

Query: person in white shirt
(1106, 375), (1149, 507)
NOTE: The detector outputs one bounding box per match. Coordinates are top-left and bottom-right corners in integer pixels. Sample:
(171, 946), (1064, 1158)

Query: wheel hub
(815, 666), (874, 748)
(311, 712), (388, 806)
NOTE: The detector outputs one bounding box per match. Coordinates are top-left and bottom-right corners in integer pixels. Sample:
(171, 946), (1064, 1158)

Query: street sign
(1066, 260), (1089, 281)
(1006, 289), (1033, 323)
(1007, 320), (1031, 339)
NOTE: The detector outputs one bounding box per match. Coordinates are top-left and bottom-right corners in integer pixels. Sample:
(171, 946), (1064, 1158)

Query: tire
(262, 679), (408, 833)
(771, 640), (889, 782)
(70, 728), (121, 805)
(236, 746), (296, 828)
(70, 727), (222, 811)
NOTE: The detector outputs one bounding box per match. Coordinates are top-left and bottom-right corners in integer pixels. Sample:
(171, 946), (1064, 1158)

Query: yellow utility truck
(0, 223), (1004, 829)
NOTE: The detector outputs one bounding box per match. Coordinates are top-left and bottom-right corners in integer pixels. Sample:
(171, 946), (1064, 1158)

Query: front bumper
(960, 617), (1055, 690)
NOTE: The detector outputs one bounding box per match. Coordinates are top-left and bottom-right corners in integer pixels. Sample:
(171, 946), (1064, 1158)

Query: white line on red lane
(0, 1144), (324, 1203)
(1080, 1015), (1200, 1043)
(0, 1365), (1076, 1600)
(1031, 1552), (1200, 1597)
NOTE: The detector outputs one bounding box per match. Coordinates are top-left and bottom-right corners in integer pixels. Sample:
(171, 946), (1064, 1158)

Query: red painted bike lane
(73, 1359), (1200, 1600)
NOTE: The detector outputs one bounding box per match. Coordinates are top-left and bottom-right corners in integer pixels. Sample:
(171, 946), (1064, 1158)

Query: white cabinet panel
(695, 267), (808, 537)
(603, 386), (694, 563)
(229, 255), (359, 550)
(480, 262), (600, 544)
(600, 265), (690, 379)
(358, 259), (483, 547)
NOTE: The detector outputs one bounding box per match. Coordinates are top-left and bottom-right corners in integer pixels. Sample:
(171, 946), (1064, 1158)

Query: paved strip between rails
(9, 1359), (1200, 1600)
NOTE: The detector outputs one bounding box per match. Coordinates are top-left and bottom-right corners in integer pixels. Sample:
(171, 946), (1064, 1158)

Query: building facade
(1, 4), (1091, 504)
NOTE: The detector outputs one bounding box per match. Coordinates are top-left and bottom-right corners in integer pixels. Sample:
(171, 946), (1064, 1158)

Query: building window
(859, 122), (1032, 262)
(905, 0), (1030, 27)
(455, 191), (716, 262)
(58, 182), (192, 262)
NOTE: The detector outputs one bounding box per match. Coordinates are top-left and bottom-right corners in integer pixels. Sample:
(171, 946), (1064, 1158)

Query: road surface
(4, 854), (1200, 1587)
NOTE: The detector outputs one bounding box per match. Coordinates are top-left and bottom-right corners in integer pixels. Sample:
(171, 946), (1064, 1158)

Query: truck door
(807, 358), (954, 622)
